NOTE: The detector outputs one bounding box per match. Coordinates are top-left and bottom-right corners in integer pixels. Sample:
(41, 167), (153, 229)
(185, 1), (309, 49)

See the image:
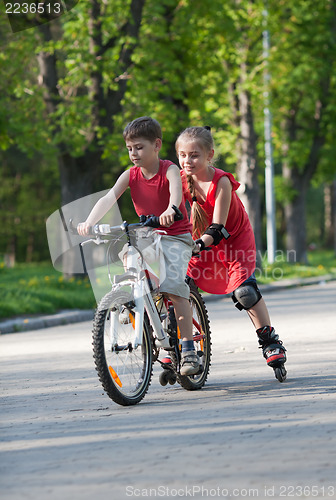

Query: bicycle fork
(113, 277), (171, 351)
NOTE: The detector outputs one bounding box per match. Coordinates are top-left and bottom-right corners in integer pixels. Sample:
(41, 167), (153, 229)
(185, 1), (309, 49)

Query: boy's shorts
(158, 233), (194, 300)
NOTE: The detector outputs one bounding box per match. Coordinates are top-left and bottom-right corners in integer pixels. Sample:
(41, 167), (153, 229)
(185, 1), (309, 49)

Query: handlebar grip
(69, 219), (96, 235)
(69, 219), (79, 235)
(143, 216), (161, 228)
(141, 206), (183, 228)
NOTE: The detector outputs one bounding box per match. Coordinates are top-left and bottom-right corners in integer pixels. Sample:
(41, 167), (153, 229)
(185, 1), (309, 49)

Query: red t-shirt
(129, 159), (192, 236)
(182, 168), (256, 294)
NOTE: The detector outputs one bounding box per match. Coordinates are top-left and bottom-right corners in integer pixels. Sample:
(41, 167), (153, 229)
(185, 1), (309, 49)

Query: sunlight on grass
(0, 249), (335, 319)
(257, 249), (336, 284)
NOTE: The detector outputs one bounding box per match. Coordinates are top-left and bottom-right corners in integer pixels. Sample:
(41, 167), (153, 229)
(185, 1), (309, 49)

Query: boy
(77, 116), (200, 376)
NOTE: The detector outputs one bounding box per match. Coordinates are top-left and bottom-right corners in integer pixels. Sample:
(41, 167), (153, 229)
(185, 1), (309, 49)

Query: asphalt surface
(1, 279), (336, 500)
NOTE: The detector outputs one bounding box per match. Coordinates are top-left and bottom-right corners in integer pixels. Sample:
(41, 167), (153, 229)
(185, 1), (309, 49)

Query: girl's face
(177, 140), (214, 176)
(126, 137), (161, 168)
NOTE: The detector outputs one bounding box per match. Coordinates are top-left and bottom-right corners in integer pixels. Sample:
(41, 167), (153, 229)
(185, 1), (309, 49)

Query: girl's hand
(159, 207), (176, 227)
(193, 238), (206, 254)
(192, 242), (201, 255)
(77, 222), (91, 236)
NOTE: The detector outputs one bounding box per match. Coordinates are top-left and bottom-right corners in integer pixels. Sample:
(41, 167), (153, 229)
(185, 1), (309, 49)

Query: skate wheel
(274, 366), (287, 382)
(168, 373), (177, 385)
(159, 371), (169, 386)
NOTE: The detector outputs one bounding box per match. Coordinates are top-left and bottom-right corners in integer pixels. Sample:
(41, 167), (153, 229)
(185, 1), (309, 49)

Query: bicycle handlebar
(69, 204), (183, 236)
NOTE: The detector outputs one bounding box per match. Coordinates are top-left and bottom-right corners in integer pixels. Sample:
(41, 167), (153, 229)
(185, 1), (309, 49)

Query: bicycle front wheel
(92, 290), (153, 406)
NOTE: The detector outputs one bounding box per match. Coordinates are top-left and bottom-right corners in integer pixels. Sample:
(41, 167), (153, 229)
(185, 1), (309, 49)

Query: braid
(187, 174), (209, 239)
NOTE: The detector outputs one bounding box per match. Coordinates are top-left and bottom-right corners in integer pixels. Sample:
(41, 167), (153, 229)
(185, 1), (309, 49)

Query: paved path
(1, 282), (336, 500)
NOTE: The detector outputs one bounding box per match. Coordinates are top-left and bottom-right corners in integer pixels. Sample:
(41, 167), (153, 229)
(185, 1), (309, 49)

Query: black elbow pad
(204, 223), (230, 246)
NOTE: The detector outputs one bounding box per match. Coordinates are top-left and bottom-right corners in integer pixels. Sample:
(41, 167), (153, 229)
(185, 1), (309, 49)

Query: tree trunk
(283, 164), (308, 263)
(5, 236), (16, 268)
(236, 85), (262, 257)
(226, 58), (262, 265)
(334, 180), (336, 255)
(36, 0), (146, 207)
(324, 179), (336, 252)
(58, 151), (102, 206)
(26, 232), (34, 263)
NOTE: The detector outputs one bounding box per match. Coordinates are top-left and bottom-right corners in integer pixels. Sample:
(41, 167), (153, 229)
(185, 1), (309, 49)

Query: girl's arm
(200, 175), (232, 247)
(159, 164), (183, 227)
(77, 170), (130, 235)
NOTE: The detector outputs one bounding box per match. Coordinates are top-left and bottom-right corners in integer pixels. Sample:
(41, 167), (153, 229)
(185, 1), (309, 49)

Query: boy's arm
(159, 164), (182, 227)
(77, 170), (130, 235)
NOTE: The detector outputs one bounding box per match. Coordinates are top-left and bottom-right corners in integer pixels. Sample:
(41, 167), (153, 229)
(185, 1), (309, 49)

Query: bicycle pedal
(161, 356), (173, 369)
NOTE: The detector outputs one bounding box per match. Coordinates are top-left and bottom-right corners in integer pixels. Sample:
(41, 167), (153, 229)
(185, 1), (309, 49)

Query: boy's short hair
(123, 116), (162, 143)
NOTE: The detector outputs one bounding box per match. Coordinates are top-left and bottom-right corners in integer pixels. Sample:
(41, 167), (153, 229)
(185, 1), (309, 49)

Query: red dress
(129, 159), (192, 236)
(182, 168), (256, 294)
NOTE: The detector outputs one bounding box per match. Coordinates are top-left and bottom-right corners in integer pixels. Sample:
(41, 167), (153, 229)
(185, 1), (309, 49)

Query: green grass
(0, 262), (96, 320)
(256, 249), (336, 284)
(0, 249), (335, 320)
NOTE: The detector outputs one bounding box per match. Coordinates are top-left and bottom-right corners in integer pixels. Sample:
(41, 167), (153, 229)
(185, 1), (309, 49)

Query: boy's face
(126, 137), (162, 168)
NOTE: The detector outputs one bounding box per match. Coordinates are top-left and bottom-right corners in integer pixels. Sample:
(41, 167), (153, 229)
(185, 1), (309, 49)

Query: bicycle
(70, 208), (211, 406)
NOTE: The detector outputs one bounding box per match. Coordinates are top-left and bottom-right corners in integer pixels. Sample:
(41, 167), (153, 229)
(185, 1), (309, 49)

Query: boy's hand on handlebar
(77, 222), (91, 236)
(159, 207), (175, 227)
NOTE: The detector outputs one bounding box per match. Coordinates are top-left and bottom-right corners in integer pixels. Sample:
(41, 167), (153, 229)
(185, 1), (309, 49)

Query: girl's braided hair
(175, 126), (214, 239)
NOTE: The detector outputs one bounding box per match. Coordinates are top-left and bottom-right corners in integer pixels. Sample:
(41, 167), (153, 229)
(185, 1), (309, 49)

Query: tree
(269, 0), (336, 262)
(35, 0), (146, 206)
(2, 0), (335, 266)
(219, 0), (265, 256)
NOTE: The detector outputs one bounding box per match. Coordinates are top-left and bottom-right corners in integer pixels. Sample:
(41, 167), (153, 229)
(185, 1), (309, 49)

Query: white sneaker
(180, 350), (200, 376)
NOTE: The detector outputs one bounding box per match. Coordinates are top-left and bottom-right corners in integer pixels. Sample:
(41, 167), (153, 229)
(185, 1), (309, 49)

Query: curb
(0, 309), (94, 335)
(1, 274), (335, 335)
(202, 273), (336, 302)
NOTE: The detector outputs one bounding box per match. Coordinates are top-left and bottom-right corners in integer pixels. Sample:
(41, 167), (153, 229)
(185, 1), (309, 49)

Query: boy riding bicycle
(77, 116), (200, 376)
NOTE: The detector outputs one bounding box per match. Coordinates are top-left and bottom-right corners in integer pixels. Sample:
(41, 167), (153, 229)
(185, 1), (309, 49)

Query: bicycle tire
(92, 289), (153, 406)
(175, 280), (212, 391)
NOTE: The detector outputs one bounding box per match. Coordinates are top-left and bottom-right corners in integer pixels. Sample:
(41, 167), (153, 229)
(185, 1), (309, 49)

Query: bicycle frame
(79, 222), (175, 351)
(113, 248), (173, 350)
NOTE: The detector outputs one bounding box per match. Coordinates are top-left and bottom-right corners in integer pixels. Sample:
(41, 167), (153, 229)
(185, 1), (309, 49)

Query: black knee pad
(232, 282), (262, 311)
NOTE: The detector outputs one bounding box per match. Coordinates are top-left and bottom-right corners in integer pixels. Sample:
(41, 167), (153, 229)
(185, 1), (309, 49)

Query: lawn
(256, 249), (336, 284)
(0, 249), (335, 320)
(0, 262), (96, 320)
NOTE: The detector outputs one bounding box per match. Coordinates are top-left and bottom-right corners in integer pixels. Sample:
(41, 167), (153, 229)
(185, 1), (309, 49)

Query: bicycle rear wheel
(177, 280), (212, 390)
(92, 290), (153, 406)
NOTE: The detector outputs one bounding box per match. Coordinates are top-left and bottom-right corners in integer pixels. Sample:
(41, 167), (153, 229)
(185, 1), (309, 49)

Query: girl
(175, 126), (287, 380)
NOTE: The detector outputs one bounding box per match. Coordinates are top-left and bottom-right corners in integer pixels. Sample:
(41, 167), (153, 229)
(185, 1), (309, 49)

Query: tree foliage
(1, 0), (335, 263)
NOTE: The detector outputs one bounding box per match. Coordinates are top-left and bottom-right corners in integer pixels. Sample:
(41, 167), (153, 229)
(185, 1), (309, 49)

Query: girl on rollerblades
(175, 126), (287, 382)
